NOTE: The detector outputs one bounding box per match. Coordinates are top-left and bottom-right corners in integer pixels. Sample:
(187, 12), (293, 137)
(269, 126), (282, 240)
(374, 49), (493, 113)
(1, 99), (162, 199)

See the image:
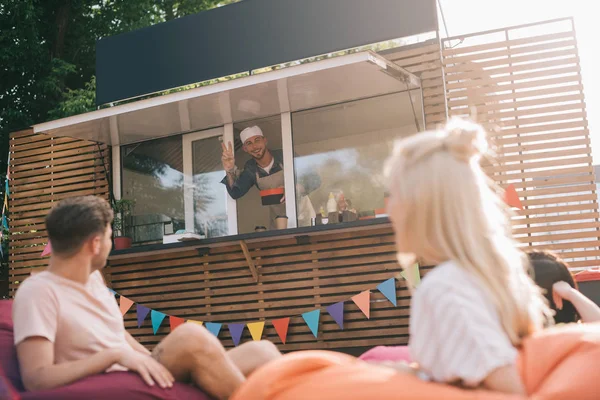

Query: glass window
(186, 132), (228, 238)
(291, 91), (424, 227)
(121, 135), (185, 244)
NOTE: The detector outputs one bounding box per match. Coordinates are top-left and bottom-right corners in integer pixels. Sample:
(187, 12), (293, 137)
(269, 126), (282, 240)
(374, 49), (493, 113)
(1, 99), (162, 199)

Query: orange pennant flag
(119, 296), (134, 316)
(504, 184), (523, 210)
(247, 321), (265, 341)
(187, 319), (203, 326)
(272, 317), (290, 344)
(352, 290), (371, 319)
(170, 316), (185, 331)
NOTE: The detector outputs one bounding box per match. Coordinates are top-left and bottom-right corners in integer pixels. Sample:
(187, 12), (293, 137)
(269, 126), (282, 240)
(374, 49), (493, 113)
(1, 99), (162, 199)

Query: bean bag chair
(232, 323), (600, 400)
(358, 345), (411, 363)
(0, 300), (211, 400)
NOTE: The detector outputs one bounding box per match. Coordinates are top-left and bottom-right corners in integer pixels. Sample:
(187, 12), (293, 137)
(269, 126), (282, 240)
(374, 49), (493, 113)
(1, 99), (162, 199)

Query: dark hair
(45, 196), (113, 256)
(527, 250), (579, 324)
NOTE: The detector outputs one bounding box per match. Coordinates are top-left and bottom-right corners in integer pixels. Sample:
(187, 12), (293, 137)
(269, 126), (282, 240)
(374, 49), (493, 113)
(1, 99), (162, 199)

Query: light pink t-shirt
(12, 270), (129, 371)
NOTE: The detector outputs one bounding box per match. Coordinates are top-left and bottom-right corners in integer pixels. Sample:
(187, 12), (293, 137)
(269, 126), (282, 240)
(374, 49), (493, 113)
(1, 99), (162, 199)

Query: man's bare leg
(227, 340), (282, 376)
(152, 323), (244, 400)
(151, 322), (281, 400)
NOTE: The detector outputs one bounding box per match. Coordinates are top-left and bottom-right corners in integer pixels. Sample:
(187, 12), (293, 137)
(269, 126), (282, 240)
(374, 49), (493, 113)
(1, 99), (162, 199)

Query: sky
(438, 0), (600, 162)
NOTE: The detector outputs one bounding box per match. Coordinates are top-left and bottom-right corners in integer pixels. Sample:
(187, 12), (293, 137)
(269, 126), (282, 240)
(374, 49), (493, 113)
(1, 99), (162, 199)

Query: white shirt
(408, 261), (518, 387)
(260, 157), (275, 174)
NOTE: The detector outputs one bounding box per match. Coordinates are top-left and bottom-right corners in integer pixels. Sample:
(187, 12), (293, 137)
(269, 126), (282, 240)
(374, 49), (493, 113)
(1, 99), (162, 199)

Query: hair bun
(442, 118), (488, 162)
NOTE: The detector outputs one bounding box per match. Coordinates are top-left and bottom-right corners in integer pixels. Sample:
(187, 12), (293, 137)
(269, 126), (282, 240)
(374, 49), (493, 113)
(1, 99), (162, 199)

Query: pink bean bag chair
(358, 345), (411, 363)
(0, 300), (210, 400)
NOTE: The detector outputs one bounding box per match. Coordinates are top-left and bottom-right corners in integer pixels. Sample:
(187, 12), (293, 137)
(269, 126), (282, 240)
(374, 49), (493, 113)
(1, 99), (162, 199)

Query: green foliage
(112, 198), (136, 237)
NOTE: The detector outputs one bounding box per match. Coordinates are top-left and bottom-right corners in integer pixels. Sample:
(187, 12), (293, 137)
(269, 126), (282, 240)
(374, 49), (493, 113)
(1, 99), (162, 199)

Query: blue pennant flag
(326, 301), (344, 330)
(205, 322), (223, 337)
(302, 309), (320, 338)
(107, 287), (117, 296)
(2, 215), (8, 230)
(377, 278), (397, 306)
(151, 310), (166, 334)
(4, 179), (9, 197)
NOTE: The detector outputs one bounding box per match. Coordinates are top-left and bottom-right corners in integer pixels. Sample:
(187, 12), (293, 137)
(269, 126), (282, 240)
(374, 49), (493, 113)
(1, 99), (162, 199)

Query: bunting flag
(1, 215), (7, 230)
(41, 241), (52, 257)
(326, 301), (344, 330)
(352, 291), (370, 319)
(400, 263), (421, 288)
(119, 296), (134, 316)
(151, 310), (167, 334)
(247, 321), (265, 341)
(228, 323), (245, 346)
(272, 317), (290, 344)
(504, 184), (523, 210)
(4, 180), (8, 197)
(105, 273), (406, 344)
(169, 316), (185, 331)
(136, 304), (150, 328)
(377, 278), (397, 306)
(205, 322), (222, 337)
(3, 192), (7, 211)
(302, 309), (320, 338)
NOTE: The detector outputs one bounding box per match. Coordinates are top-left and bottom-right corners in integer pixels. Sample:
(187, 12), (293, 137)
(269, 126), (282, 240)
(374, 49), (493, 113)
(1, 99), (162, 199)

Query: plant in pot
(112, 199), (135, 250)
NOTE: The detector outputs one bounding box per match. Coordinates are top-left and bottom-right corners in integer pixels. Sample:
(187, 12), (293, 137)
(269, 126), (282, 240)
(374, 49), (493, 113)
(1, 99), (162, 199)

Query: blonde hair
(385, 118), (551, 345)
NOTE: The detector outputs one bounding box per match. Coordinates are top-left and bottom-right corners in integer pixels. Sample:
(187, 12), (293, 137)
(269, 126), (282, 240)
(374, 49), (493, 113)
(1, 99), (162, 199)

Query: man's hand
(221, 141), (235, 172)
(118, 348), (174, 388)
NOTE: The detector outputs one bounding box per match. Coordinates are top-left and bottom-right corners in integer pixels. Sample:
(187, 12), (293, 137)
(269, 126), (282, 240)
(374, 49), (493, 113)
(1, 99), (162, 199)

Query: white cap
(240, 126), (263, 143)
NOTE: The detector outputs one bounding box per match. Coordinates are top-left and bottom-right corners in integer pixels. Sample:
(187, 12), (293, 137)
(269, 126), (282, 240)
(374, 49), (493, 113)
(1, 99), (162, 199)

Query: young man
(12, 196), (280, 399)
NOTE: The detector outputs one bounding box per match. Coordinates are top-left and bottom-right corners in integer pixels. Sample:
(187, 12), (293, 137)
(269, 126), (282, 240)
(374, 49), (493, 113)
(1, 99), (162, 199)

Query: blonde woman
(384, 118), (552, 394)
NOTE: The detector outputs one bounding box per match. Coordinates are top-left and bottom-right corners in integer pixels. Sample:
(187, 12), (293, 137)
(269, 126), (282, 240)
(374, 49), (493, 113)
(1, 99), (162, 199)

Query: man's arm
(17, 337), (174, 391)
(17, 337), (121, 391)
(553, 281), (600, 322)
(125, 331), (151, 355)
(221, 167), (255, 199)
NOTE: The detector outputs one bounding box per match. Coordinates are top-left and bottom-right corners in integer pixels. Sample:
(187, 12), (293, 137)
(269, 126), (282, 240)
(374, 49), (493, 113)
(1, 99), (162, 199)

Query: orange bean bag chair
(232, 323), (600, 400)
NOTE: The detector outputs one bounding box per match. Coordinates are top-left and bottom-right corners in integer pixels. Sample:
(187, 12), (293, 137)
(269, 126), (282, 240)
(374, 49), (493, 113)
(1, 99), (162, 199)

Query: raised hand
(552, 281), (574, 310)
(221, 141), (235, 172)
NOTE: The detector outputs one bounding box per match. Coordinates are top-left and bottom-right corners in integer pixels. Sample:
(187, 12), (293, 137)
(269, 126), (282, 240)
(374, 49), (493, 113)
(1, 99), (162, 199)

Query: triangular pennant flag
(302, 309), (320, 338)
(5, 180), (9, 196)
(151, 310), (166, 334)
(247, 321), (265, 341)
(205, 322), (222, 337)
(2, 215), (8, 230)
(228, 323), (245, 346)
(3, 192), (7, 210)
(352, 291), (370, 319)
(119, 296), (134, 316)
(136, 304), (150, 328)
(6, 164), (9, 180)
(377, 278), (397, 306)
(400, 263), (421, 288)
(169, 316), (185, 331)
(187, 319), (203, 326)
(107, 287), (117, 296)
(41, 241), (52, 257)
(326, 301), (344, 329)
(504, 184), (523, 210)
(272, 318), (290, 344)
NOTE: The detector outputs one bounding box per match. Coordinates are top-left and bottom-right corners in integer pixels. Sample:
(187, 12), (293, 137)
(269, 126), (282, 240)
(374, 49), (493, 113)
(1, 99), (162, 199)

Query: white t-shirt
(260, 157), (275, 174)
(12, 270), (130, 371)
(408, 261), (518, 387)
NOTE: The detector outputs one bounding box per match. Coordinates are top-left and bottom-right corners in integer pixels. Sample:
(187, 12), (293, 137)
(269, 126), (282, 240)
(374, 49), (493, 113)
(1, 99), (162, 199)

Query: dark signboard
(96, 0), (437, 105)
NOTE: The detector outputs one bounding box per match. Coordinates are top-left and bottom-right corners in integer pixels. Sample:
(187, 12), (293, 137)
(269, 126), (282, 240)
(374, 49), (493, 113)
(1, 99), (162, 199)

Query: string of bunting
(105, 264), (421, 347)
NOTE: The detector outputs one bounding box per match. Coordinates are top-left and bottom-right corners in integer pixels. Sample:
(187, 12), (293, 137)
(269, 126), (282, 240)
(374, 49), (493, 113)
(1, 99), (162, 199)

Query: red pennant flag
(41, 241), (52, 257)
(119, 296), (134, 316)
(272, 317), (290, 344)
(504, 184), (523, 210)
(169, 316), (185, 332)
(352, 291), (370, 319)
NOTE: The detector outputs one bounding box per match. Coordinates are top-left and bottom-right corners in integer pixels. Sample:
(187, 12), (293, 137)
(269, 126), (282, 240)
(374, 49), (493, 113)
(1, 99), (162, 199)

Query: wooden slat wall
(384, 40), (446, 129)
(441, 19), (600, 269)
(7, 129), (110, 296)
(109, 225), (429, 351)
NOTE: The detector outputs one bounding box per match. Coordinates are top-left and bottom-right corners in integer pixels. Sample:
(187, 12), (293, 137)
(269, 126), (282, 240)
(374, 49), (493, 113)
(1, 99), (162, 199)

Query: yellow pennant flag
(187, 320), (203, 326)
(400, 263), (421, 288)
(247, 321), (265, 341)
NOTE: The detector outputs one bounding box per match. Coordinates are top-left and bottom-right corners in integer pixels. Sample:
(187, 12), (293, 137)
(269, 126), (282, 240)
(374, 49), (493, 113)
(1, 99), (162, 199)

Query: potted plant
(112, 199), (135, 250)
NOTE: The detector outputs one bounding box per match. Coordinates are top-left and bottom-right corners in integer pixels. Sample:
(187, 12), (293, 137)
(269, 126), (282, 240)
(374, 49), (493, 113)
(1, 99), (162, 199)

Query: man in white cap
(221, 126), (287, 229)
